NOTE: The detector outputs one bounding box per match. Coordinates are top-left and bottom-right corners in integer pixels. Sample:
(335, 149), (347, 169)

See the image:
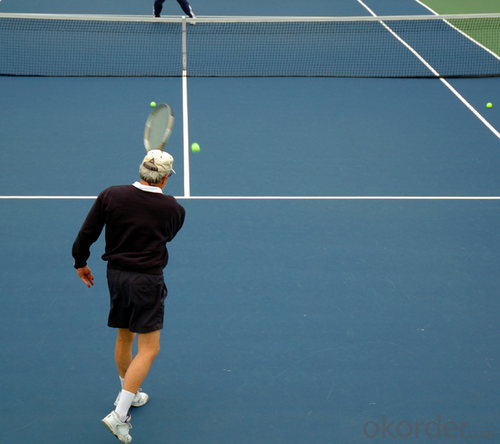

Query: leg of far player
(153, 0), (164, 17)
(177, 0), (196, 18)
(154, 0), (196, 18)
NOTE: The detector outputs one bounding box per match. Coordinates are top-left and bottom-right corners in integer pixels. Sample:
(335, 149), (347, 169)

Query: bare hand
(77, 266), (94, 288)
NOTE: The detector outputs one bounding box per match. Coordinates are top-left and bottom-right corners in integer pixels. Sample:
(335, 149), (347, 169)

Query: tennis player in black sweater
(72, 150), (185, 443)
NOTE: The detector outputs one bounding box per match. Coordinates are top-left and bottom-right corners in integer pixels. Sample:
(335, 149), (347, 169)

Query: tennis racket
(143, 103), (174, 152)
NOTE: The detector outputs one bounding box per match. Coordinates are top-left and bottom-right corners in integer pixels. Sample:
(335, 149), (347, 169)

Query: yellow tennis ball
(487, 102), (493, 108)
(150, 101), (156, 108)
(191, 143), (200, 152)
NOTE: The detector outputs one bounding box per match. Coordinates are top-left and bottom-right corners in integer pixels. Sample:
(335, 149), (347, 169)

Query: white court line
(413, 0), (443, 15)
(356, 0), (500, 140)
(178, 196), (500, 200)
(181, 18), (191, 198)
(182, 71), (191, 197)
(1, 196), (500, 200)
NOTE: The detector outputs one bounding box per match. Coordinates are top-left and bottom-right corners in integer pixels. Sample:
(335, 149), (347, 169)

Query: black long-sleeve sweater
(72, 184), (185, 275)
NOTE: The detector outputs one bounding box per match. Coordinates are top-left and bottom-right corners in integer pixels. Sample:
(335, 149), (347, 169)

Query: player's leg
(122, 330), (161, 395)
(115, 328), (136, 378)
(154, 0), (165, 17)
(176, 0), (196, 17)
(114, 329), (150, 407)
(103, 330), (135, 444)
(113, 329), (159, 409)
(103, 330), (161, 442)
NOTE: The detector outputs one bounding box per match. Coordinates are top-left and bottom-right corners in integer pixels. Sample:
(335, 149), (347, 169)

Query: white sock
(119, 376), (124, 390)
(115, 390), (135, 422)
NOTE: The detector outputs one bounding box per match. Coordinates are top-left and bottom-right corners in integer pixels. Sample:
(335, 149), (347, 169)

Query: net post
(181, 17), (190, 197)
(182, 17), (187, 71)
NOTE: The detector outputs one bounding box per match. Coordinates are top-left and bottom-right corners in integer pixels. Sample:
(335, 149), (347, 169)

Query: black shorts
(107, 268), (168, 333)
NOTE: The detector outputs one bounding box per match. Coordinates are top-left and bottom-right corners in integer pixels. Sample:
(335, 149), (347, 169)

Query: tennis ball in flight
(487, 102), (493, 108)
(191, 143), (200, 152)
(150, 101), (156, 108)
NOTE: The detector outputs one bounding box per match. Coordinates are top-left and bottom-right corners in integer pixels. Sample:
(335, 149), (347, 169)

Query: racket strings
(144, 103), (174, 152)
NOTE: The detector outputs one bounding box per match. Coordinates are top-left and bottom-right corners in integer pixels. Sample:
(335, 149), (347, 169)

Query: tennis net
(1, 13), (499, 77)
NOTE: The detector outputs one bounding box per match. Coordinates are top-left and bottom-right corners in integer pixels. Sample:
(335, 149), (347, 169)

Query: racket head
(143, 103), (174, 152)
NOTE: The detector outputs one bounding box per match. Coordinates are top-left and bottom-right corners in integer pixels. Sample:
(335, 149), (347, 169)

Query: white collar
(132, 181), (163, 194)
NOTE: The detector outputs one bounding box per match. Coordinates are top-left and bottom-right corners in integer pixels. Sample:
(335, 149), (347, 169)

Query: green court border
(419, 0), (500, 14)
(419, 1), (500, 58)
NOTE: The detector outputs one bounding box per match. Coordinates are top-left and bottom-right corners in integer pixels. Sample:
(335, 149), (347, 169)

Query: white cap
(142, 150), (175, 175)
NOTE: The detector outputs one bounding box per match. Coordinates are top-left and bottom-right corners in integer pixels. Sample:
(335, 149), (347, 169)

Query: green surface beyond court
(420, 0), (500, 57)
(420, 0), (500, 14)
(449, 16), (500, 57)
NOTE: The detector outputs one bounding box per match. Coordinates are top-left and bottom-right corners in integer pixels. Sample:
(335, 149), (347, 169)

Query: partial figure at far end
(154, 0), (196, 18)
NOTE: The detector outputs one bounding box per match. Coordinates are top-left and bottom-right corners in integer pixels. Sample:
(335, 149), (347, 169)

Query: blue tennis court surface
(1, 0), (500, 443)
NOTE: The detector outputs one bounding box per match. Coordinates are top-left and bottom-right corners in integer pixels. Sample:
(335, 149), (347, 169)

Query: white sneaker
(114, 388), (149, 408)
(101, 411), (132, 444)
(189, 10), (197, 25)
